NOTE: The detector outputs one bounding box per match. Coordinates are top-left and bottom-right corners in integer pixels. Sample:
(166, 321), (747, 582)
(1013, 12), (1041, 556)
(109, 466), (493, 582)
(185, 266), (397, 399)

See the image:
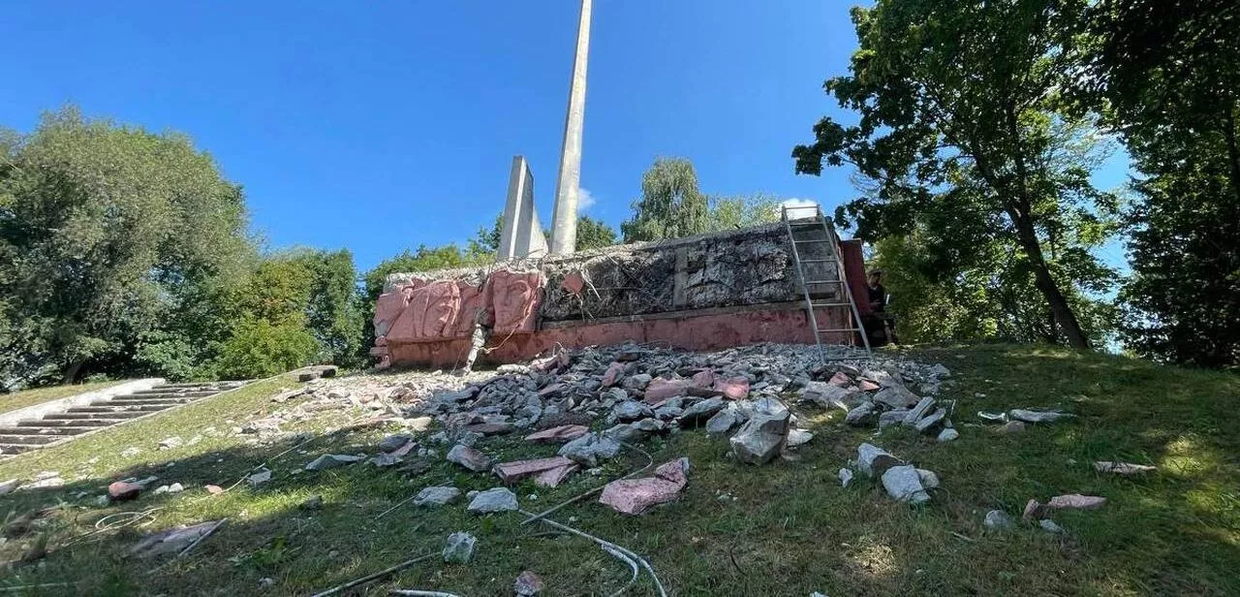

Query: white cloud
(779, 198), (820, 218)
(577, 187), (596, 211)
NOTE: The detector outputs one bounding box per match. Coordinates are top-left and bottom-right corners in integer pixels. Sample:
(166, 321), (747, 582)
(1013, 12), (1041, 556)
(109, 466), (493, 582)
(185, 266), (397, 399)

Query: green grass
(0, 345), (1237, 596)
(0, 380), (126, 415)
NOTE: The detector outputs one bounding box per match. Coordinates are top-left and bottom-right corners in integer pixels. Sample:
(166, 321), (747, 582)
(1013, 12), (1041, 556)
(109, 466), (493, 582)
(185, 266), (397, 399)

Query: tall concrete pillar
(549, 0), (593, 256)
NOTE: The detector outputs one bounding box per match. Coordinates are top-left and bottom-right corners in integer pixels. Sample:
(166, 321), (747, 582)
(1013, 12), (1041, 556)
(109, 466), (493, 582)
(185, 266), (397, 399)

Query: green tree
(0, 107), (251, 383)
(301, 249), (364, 367)
(1085, 0), (1240, 367)
(709, 194), (780, 230)
(573, 215), (618, 251)
(793, 0), (1114, 349)
(621, 158), (710, 242)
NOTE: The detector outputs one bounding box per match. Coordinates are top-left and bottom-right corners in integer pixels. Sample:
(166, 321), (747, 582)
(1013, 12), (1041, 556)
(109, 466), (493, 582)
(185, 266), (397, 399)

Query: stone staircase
(0, 381), (246, 456)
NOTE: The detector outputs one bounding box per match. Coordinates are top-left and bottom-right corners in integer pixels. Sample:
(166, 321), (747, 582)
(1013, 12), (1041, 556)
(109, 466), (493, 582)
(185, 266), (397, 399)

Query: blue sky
(0, 1), (1128, 272)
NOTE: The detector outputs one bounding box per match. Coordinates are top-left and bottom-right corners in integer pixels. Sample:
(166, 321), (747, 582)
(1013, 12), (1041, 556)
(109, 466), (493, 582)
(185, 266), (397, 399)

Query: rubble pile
(800, 362), (955, 437)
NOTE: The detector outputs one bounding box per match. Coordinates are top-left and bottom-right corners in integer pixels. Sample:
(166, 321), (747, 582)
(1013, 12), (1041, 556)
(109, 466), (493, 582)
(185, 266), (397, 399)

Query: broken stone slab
(442, 531), (478, 563)
(642, 378), (692, 405)
(914, 408), (947, 433)
(623, 373), (653, 391)
(462, 422), (515, 436)
(1093, 461), (1157, 475)
(881, 465), (930, 505)
(515, 570), (545, 596)
(903, 397), (937, 426)
(379, 434), (416, 453)
(602, 423), (646, 443)
(705, 406), (742, 435)
(653, 405), (683, 420)
(493, 456), (576, 484)
(872, 385), (919, 409)
(801, 381), (860, 410)
(612, 401), (653, 422)
(858, 379), (880, 392)
(533, 463), (579, 488)
(937, 428), (959, 442)
(978, 411), (1008, 423)
(369, 453), (404, 467)
(558, 433), (621, 467)
(130, 520), (225, 558)
(414, 486), (462, 508)
(467, 487), (519, 514)
(599, 458), (689, 515)
(876, 408), (909, 429)
(446, 445), (492, 472)
(984, 509), (1014, 531)
(838, 468), (854, 488)
(1023, 494), (1108, 520)
(1009, 409), (1074, 424)
(677, 397), (726, 423)
(304, 454), (365, 471)
(729, 401), (790, 465)
(856, 443), (903, 477)
(600, 362), (626, 387)
(524, 424), (589, 443)
(248, 469), (272, 488)
(828, 371), (852, 386)
(846, 401), (878, 426)
(108, 481), (143, 502)
(786, 428), (813, 447)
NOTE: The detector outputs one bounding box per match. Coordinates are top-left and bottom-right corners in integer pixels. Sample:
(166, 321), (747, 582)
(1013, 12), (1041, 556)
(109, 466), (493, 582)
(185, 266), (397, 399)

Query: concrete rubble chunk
(442, 531), (478, 563)
(914, 408), (947, 433)
(1009, 409), (1074, 424)
(248, 469), (272, 488)
(613, 400), (653, 422)
(558, 433), (621, 467)
(838, 468), (854, 488)
(447, 444), (492, 472)
(515, 570), (545, 596)
(493, 456), (576, 484)
(903, 397), (937, 426)
(916, 469), (940, 490)
(882, 465), (930, 504)
(1039, 519), (1065, 534)
(1094, 461), (1156, 475)
(414, 486), (462, 507)
(677, 397), (726, 423)
(873, 385), (919, 409)
(856, 443), (903, 477)
(379, 434), (416, 453)
(602, 423), (646, 443)
(467, 487), (519, 514)
(599, 458), (689, 515)
(786, 428), (813, 447)
(305, 454), (365, 471)
(729, 400), (790, 465)
(984, 509), (1014, 531)
(705, 406), (742, 435)
(802, 382), (859, 410)
(845, 401), (877, 426)
(130, 520), (225, 558)
(937, 428), (960, 442)
(600, 362), (626, 387)
(642, 378), (692, 405)
(876, 408), (908, 429)
(623, 373), (653, 390)
(524, 424), (589, 443)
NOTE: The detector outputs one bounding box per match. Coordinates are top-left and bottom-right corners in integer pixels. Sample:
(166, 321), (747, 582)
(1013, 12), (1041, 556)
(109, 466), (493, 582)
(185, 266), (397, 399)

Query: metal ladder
(781, 204), (872, 361)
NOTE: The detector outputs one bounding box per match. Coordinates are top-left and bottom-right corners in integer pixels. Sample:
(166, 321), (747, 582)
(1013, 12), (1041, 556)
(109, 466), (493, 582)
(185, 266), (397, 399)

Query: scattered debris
(1009, 409), (1074, 424)
(856, 443), (902, 477)
(1039, 519), (1065, 534)
(414, 486), (462, 508)
(467, 488), (519, 514)
(558, 433), (621, 467)
(442, 532), (478, 564)
(786, 428), (813, 447)
(881, 465), (931, 505)
(984, 509), (1015, 531)
(248, 469), (272, 488)
(599, 458), (690, 515)
(514, 570), (545, 596)
(130, 519), (226, 558)
(524, 425), (589, 443)
(446, 444), (491, 472)
(494, 457), (576, 484)
(977, 411), (1008, 423)
(108, 481), (144, 502)
(729, 399), (790, 465)
(937, 428), (960, 442)
(838, 468), (854, 488)
(1094, 461), (1156, 475)
(1023, 494), (1108, 520)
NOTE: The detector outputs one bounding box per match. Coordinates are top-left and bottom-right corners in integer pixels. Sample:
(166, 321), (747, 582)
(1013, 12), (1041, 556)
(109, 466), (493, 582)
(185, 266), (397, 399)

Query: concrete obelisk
(549, 0), (593, 256)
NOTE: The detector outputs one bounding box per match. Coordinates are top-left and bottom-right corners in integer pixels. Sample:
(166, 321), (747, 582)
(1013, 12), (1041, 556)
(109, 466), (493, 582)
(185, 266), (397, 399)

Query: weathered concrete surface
(0, 378), (163, 428)
(549, 0), (593, 255)
(499, 156), (550, 260)
(376, 223), (864, 368)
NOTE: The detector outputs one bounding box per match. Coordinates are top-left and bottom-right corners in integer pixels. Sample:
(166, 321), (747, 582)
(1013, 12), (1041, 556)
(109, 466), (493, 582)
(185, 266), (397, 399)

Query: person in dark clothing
(863, 269), (898, 345)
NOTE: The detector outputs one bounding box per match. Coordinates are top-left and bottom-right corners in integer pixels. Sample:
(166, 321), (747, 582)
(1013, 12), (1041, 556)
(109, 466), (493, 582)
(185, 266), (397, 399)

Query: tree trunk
(62, 359), (86, 385)
(1009, 209), (1092, 349)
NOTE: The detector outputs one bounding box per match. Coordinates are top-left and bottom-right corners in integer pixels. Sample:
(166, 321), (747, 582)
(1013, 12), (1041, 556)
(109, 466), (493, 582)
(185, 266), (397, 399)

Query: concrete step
(129, 390), (216, 398)
(19, 418), (117, 427)
(0, 444), (35, 455)
(96, 398), (190, 407)
(43, 411), (148, 421)
(67, 404), (171, 414)
(0, 435), (61, 445)
(0, 426), (95, 436)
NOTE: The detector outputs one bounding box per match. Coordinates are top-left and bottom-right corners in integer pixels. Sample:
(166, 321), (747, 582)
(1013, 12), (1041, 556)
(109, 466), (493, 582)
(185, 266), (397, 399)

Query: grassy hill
(0, 344), (1236, 596)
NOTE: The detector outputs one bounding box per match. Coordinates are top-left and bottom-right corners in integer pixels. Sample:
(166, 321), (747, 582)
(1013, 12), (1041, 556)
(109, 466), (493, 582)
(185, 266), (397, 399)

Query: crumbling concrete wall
(373, 223), (854, 368)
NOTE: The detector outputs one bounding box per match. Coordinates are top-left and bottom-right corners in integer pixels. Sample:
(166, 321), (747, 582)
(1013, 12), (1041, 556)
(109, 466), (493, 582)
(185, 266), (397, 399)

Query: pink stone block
(691, 369), (715, 389)
(598, 458), (689, 515)
(533, 463), (579, 488)
(859, 380), (881, 392)
(829, 372), (852, 387)
(494, 456), (577, 484)
(713, 376), (750, 400)
(642, 378), (691, 405)
(601, 362), (625, 387)
(524, 425), (589, 443)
